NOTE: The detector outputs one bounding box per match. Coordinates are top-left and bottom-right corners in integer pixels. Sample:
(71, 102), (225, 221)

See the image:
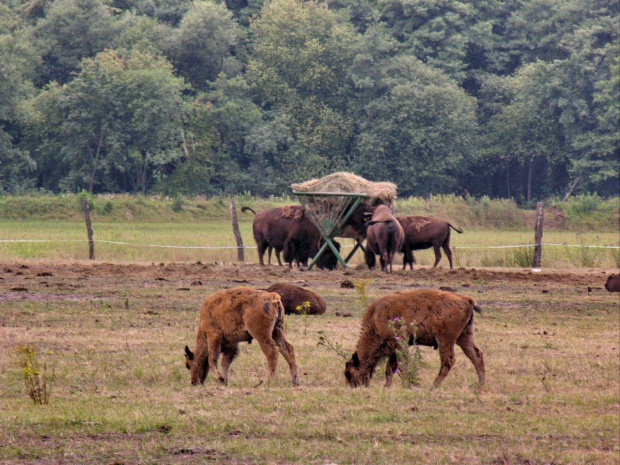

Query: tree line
(1, 0), (617, 204)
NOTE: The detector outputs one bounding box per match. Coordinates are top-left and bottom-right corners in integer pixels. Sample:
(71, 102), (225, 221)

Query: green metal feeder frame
(292, 191), (371, 270)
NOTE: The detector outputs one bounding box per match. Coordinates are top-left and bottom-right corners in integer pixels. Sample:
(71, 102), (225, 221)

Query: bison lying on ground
(266, 283), (327, 315)
(184, 287), (300, 386)
(605, 274), (620, 292)
(397, 216), (463, 270)
(344, 289), (486, 389)
(364, 205), (404, 273)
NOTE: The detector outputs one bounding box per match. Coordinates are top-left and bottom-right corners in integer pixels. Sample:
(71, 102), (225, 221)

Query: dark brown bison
(266, 283), (326, 315)
(184, 287), (300, 386)
(605, 274), (620, 292)
(364, 205), (404, 273)
(344, 289), (486, 389)
(243, 203), (375, 269)
(397, 216), (463, 270)
(241, 206), (304, 266)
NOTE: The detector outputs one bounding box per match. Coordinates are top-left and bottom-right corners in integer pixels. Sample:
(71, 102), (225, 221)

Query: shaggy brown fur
(397, 216), (463, 270)
(184, 287), (300, 386)
(605, 274), (620, 292)
(365, 205), (404, 273)
(266, 283), (327, 315)
(344, 289), (486, 389)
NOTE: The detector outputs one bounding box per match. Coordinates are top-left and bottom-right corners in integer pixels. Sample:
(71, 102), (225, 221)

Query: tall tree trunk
(526, 157), (535, 203)
(506, 164), (511, 198)
(562, 176), (581, 201)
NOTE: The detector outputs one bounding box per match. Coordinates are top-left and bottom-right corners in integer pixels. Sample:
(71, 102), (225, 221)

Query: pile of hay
(291, 172), (397, 206)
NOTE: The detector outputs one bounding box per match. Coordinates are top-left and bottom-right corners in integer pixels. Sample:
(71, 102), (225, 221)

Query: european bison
(397, 216), (463, 270)
(184, 287), (300, 386)
(605, 274), (620, 292)
(243, 203), (375, 269)
(266, 283), (327, 315)
(344, 289), (486, 389)
(242, 206), (304, 266)
(364, 205), (404, 273)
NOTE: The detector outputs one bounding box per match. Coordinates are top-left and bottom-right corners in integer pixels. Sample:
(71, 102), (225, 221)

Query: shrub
(14, 346), (54, 405)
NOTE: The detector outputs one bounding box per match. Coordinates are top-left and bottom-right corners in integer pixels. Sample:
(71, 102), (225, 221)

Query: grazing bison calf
(364, 205), (404, 273)
(605, 274), (620, 292)
(345, 289), (486, 389)
(397, 216), (463, 270)
(266, 283), (327, 315)
(184, 287), (300, 386)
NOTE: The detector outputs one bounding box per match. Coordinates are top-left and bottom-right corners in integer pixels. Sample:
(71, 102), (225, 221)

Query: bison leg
(384, 352), (398, 388)
(255, 337), (280, 385)
(433, 341), (456, 387)
(402, 248), (415, 270)
(273, 326), (301, 386)
(257, 242), (267, 266)
(267, 246), (273, 265)
(365, 247), (376, 269)
(189, 337), (210, 385)
(206, 336), (226, 384)
(442, 244), (454, 269)
(220, 342), (240, 386)
(432, 244), (443, 267)
(456, 326), (486, 387)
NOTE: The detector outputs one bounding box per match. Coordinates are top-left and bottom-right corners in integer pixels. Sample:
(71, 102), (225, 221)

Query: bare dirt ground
(1, 260), (614, 301)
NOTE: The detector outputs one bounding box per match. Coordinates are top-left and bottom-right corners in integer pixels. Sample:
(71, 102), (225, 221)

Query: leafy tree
(22, 50), (188, 193)
(170, 0), (241, 92)
(484, 63), (566, 202)
(352, 55), (479, 196)
(0, 23), (39, 193)
(247, 0), (359, 181)
(33, 0), (119, 84)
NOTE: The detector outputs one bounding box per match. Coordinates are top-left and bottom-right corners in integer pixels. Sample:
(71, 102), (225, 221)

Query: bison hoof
(292, 375), (301, 387)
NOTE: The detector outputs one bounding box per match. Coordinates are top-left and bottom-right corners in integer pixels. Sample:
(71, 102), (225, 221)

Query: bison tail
(449, 223), (463, 234)
(241, 206), (256, 215)
(473, 305), (483, 315)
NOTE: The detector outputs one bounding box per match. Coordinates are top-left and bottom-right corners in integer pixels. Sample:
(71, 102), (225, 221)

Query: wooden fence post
(82, 199), (95, 260)
(532, 201), (544, 271)
(229, 199), (244, 262)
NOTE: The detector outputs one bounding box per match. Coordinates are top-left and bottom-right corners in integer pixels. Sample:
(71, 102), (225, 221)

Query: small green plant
(296, 301), (311, 336)
(564, 233), (603, 267)
(354, 279), (370, 310)
(317, 330), (349, 360)
(510, 244), (534, 268)
(14, 346), (54, 405)
(171, 195), (184, 213)
(388, 317), (423, 388)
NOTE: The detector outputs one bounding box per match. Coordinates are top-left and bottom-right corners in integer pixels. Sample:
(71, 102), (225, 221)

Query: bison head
(184, 345), (208, 385)
(344, 352), (369, 388)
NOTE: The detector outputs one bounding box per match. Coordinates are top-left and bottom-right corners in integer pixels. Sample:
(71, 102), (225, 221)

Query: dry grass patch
(0, 263), (618, 464)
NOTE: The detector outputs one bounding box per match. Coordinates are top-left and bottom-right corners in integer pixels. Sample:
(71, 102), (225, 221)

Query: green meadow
(0, 220), (617, 269)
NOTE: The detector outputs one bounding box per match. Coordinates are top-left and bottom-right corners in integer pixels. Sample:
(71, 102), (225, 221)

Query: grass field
(0, 263), (618, 464)
(0, 220), (618, 269)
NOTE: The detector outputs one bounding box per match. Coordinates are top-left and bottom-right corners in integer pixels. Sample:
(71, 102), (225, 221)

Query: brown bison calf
(184, 287), (300, 386)
(345, 289), (486, 389)
(605, 274), (620, 292)
(266, 283), (327, 315)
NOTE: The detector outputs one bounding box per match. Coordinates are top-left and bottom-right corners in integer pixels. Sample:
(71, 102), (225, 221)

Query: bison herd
(243, 203), (462, 273)
(185, 284), (487, 389)
(184, 203), (617, 389)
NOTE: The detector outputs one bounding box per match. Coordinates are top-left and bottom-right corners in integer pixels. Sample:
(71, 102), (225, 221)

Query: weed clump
(14, 346), (54, 405)
(388, 317), (424, 388)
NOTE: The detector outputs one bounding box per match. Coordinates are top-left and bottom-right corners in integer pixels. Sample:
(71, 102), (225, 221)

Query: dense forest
(0, 0), (618, 203)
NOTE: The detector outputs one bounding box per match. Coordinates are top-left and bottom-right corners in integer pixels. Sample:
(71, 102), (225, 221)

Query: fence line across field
(0, 239), (618, 250)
